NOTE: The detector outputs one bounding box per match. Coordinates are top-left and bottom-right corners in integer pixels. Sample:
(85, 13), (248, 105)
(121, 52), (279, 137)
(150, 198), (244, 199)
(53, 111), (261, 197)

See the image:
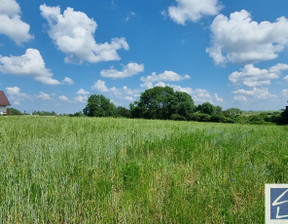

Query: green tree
(279, 108), (288, 124)
(115, 106), (131, 118)
(83, 94), (116, 117)
(7, 107), (22, 115)
(130, 86), (195, 120)
(174, 91), (195, 119)
(224, 108), (242, 118)
(132, 86), (177, 119)
(196, 102), (216, 115)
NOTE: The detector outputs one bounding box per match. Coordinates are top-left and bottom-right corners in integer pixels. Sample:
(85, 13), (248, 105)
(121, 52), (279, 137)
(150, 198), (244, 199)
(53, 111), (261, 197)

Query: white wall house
(0, 91), (11, 115)
(0, 106), (7, 115)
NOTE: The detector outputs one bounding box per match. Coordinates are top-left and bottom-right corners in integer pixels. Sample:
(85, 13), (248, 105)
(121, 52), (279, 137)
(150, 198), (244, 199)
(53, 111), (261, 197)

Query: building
(0, 91), (11, 115)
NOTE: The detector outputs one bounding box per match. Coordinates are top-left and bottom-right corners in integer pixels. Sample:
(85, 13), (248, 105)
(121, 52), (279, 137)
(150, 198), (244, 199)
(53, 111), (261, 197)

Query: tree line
(6, 86), (287, 124)
(80, 86), (288, 125)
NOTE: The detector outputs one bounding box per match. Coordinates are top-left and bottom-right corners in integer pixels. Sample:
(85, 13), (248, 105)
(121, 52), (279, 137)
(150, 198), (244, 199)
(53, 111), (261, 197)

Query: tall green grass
(0, 117), (287, 223)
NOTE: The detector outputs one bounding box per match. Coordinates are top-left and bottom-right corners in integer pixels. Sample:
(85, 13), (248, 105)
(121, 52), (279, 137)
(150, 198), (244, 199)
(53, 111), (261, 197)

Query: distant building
(0, 91), (11, 115)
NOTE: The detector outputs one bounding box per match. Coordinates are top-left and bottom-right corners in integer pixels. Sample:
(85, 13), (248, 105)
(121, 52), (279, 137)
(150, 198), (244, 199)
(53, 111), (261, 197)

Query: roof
(0, 91), (11, 106)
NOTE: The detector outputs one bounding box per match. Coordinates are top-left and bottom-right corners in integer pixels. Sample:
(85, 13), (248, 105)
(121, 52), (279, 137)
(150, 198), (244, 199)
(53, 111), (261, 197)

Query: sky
(1, 0), (288, 114)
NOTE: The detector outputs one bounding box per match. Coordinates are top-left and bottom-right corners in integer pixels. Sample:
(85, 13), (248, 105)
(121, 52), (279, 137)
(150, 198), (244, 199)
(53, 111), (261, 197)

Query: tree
(279, 107), (288, 125)
(174, 91), (195, 119)
(115, 106), (131, 118)
(224, 108), (242, 118)
(196, 102), (216, 115)
(130, 86), (195, 120)
(131, 86), (177, 119)
(83, 94), (116, 117)
(7, 107), (22, 115)
(32, 111), (56, 116)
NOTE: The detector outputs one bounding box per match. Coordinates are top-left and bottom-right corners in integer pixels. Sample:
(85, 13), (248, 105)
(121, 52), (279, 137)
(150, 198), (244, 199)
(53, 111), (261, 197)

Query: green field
(0, 117), (287, 223)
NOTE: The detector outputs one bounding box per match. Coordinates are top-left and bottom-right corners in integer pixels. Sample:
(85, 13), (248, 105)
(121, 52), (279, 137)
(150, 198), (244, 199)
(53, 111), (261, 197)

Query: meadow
(0, 116), (287, 223)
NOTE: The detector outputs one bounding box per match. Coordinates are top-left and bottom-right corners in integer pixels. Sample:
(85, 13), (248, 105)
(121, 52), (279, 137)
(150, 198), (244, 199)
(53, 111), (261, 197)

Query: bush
(190, 112), (211, 122)
(171, 114), (186, 121)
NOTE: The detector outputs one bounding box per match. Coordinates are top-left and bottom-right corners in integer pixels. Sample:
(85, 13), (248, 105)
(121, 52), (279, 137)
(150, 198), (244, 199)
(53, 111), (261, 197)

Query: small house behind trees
(0, 91), (11, 115)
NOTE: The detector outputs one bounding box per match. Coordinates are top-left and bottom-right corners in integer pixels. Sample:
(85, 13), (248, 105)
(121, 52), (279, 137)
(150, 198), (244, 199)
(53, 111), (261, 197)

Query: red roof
(0, 91), (11, 106)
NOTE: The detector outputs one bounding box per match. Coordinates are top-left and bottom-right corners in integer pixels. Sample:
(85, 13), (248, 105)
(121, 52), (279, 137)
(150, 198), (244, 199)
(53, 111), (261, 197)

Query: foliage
(190, 112), (211, 122)
(196, 102), (216, 115)
(80, 87), (285, 125)
(224, 108), (243, 118)
(6, 107), (22, 115)
(68, 111), (84, 117)
(279, 108), (288, 124)
(115, 106), (131, 118)
(83, 94), (116, 117)
(130, 86), (195, 120)
(0, 116), (287, 223)
(32, 111), (57, 116)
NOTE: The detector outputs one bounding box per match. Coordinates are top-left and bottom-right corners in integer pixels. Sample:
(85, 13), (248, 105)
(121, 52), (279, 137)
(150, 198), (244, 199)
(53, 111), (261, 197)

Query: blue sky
(1, 0), (288, 114)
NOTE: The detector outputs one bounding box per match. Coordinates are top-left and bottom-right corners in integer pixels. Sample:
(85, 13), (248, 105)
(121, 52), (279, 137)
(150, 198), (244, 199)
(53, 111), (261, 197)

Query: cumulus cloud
(40, 4), (129, 64)
(141, 70), (190, 88)
(233, 87), (277, 101)
(37, 91), (51, 100)
(167, 0), (222, 25)
(77, 89), (89, 95)
(0, 0), (33, 44)
(0, 48), (60, 85)
(6, 86), (30, 105)
(58, 95), (70, 102)
(62, 77), (74, 85)
(92, 80), (140, 103)
(229, 63), (288, 87)
(92, 80), (109, 92)
(74, 95), (87, 103)
(100, 62), (144, 79)
(74, 89), (89, 103)
(207, 10), (288, 65)
(234, 95), (247, 102)
(170, 84), (223, 104)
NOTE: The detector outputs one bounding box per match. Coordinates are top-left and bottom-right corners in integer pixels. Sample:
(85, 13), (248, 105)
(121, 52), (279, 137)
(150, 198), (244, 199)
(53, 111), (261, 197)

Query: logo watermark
(265, 184), (288, 223)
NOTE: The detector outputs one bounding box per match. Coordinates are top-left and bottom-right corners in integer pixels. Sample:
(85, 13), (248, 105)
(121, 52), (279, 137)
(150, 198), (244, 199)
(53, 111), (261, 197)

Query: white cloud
(229, 63), (288, 87)
(74, 89), (89, 103)
(58, 95), (70, 102)
(233, 87), (277, 100)
(283, 76), (288, 81)
(92, 80), (109, 92)
(0, 48), (60, 85)
(40, 4), (129, 64)
(0, 0), (32, 44)
(62, 77), (74, 85)
(207, 10), (288, 65)
(141, 70), (190, 88)
(6, 86), (30, 105)
(77, 89), (89, 95)
(37, 91), (51, 100)
(234, 95), (247, 102)
(167, 0), (222, 25)
(6, 86), (20, 95)
(100, 62), (144, 79)
(74, 95), (87, 103)
(91, 80), (141, 104)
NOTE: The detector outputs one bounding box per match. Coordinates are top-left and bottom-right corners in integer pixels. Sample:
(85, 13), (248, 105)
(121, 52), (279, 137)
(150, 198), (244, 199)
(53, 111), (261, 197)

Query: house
(0, 91), (11, 115)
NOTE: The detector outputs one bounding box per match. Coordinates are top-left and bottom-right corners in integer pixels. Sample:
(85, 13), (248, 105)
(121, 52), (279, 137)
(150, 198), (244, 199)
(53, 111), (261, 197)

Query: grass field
(0, 116), (287, 223)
